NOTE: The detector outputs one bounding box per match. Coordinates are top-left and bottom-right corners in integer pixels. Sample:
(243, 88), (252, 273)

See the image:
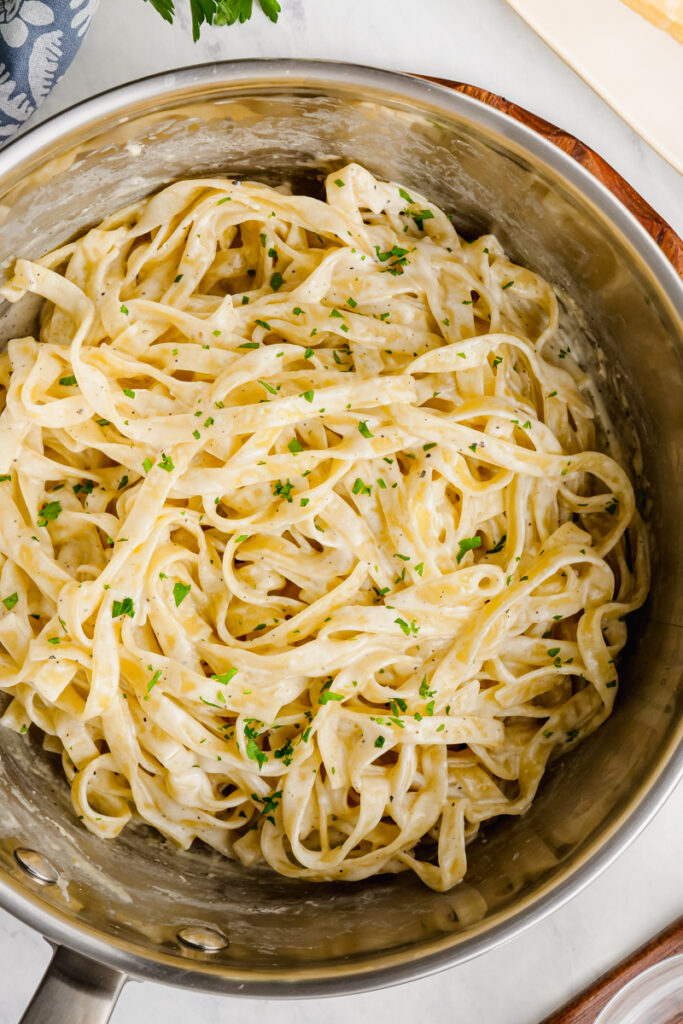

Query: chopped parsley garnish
(239, 341), (259, 349)
(252, 788), (283, 824)
(254, 319), (271, 331)
(258, 378), (278, 395)
(59, 375), (77, 386)
(487, 534), (507, 554)
(212, 668), (238, 685)
(37, 501), (62, 527)
(145, 669), (162, 698)
(112, 597), (134, 619)
(2, 593), (18, 611)
(273, 478), (294, 502)
(412, 209), (434, 231)
(173, 581), (191, 607)
(270, 272), (284, 291)
(287, 438), (303, 454)
(142, 457), (152, 473)
(158, 453), (174, 472)
(244, 723), (267, 769)
(352, 477), (372, 496)
(374, 244), (410, 275)
(502, 281), (514, 290)
(319, 689), (344, 704)
(374, 736), (386, 748)
(73, 479), (95, 496)
(334, 179), (344, 187)
(456, 536), (482, 563)
(120, 304), (129, 315)
(117, 475), (129, 490)
(358, 421), (373, 438)
(300, 390), (314, 403)
(123, 388), (135, 399)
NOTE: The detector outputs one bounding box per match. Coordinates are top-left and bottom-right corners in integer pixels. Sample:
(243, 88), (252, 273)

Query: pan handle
(19, 944), (126, 1024)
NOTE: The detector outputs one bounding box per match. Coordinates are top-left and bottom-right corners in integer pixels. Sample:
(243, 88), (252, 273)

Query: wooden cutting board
(503, 0), (683, 174)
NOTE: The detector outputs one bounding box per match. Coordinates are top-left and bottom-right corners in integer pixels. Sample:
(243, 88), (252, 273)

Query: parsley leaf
(37, 501), (62, 527)
(112, 597), (135, 619)
(456, 536), (482, 563)
(173, 581), (191, 606)
(212, 668), (238, 685)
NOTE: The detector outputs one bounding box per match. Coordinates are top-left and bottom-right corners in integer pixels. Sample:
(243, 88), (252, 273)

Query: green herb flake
(319, 690), (344, 704)
(142, 457), (152, 473)
(157, 453), (174, 472)
(456, 536), (482, 563)
(37, 501), (62, 528)
(287, 438), (303, 454)
(112, 597), (134, 619)
(173, 581), (191, 607)
(212, 668), (238, 685)
(358, 421), (373, 438)
(300, 390), (314, 403)
(487, 534), (507, 554)
(273, 478), (294, 503)
(2, 593), (18, 611)
(270, 272), (284, 292)
(59, 375), (77, 387)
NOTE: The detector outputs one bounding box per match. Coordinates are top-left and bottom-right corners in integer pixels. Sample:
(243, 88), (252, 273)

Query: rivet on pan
(177, 926), (229, 952)
(13, 847), (60, 886)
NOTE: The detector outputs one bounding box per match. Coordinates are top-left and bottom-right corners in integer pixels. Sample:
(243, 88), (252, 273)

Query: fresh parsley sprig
(144, 0), (281, 40)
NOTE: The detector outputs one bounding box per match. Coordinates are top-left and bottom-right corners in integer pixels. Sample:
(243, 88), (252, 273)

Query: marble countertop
(1, 2), (681, 1022)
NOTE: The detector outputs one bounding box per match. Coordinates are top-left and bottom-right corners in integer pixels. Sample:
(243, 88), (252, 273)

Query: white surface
(1, 2), (682, 1022)
(505, 0), (683, 173)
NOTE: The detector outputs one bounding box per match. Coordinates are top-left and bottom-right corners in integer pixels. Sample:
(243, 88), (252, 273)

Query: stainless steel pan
(0, 60), (681, 1023)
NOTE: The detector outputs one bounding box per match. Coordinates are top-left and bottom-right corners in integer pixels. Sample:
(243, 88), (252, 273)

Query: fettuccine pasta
(0, 164), (648, 891)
